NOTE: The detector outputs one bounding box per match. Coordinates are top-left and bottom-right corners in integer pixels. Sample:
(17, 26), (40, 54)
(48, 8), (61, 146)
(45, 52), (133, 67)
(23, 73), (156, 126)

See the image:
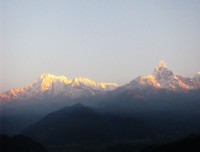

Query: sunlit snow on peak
(0, 74), (119, 101)
(156, 60), (167, 69)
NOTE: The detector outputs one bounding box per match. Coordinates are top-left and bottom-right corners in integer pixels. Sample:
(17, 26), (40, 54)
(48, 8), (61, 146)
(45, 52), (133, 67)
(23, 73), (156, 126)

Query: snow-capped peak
(193, 72), (200, 81)
(27, 74), (71, 93)
(194, 72), (200, 77)
(39, 73), (70, 83)
(155, 60), (167, 69)
(129, 61), (199, 91)
(153, 61), (174, 80)
(37, 74), (72, 91)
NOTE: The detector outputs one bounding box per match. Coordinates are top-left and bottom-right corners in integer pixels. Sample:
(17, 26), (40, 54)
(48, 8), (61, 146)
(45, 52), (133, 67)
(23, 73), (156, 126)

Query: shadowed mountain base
(0, 134), (46, 152)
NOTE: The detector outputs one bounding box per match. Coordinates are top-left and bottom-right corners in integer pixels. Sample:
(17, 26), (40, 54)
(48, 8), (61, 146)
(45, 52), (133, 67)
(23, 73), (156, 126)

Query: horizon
(1, 0), (200, 92)
(1, 60), (199, 93)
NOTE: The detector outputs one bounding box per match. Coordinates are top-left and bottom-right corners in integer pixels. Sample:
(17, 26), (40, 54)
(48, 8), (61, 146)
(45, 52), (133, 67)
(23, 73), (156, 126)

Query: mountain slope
(23, 104), (157, 146)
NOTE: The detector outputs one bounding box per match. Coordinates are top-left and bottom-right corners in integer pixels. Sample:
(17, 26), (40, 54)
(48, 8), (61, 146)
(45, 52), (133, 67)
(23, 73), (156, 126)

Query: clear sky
(1, 0), (200, 92)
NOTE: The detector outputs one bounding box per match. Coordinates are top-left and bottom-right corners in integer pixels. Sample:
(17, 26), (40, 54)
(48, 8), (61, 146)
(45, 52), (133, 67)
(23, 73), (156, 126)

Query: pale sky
(1, 0), (200, 92)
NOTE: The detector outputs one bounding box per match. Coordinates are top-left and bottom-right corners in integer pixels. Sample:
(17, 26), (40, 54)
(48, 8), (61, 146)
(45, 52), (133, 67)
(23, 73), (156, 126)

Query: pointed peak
(39, 73), (55, 79)
(38, 73), (68, 80)
(156, 60), (167, 69)
(196, 72), (200, 75)
(153, 60), (168, 74)
(153, 60), (174, 78)
(194, 72), (200, 80)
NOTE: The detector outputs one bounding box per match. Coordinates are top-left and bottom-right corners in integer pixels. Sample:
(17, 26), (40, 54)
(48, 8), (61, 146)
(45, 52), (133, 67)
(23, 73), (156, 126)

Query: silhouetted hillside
(23, 103), (158, 146)
(0, 134), (46, 152)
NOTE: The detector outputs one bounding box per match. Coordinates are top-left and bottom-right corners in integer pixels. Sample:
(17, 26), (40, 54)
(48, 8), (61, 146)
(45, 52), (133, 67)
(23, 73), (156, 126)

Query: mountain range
(0, 60), (200, 103)
(0, 74), (118, 102)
